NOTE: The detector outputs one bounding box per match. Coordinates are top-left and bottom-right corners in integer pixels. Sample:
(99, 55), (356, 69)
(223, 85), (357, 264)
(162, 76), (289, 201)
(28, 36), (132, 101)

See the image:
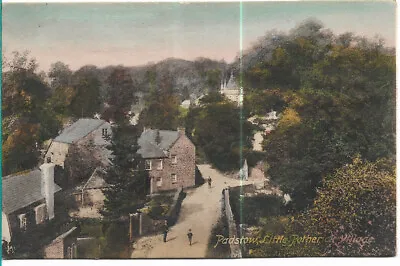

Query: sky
(2, 1), (396, 71)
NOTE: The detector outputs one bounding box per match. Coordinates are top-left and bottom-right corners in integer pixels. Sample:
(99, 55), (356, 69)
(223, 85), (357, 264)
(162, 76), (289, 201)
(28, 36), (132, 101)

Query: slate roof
(2, 170), (62, 214)
(54, 118), (105, 144)
(137, 129), (180, 159)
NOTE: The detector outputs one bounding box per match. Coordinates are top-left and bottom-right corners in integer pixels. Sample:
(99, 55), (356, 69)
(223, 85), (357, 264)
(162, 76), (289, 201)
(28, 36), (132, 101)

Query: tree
(48, 61), (73, 90)
(242, 21), (397, 210)
(102, 120), (149, 219)
(63, 139), (105, 188)
(2, 123), (40, 175)
(187, 92), (254, 171)
(70, 66), (101, 118)
(2, 51), (61, 175)
(103, 67), (137, 122)
(139, 74), (181, 130)
(249, 157), (395, 257)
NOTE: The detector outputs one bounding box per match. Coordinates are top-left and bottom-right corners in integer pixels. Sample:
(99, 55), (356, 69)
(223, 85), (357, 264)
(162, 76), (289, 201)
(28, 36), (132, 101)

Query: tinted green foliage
(186, 92), (254, 171)
(101, 121), (149, 219)
(239, 20), (395, 210)
(248, 158), (396, 257)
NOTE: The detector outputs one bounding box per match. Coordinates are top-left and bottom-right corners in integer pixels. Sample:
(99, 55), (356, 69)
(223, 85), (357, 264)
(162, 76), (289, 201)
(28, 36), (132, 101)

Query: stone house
(44, 227), (79, 259)
(2, 163), (61, 250)
(137, 128), (196, 194)
(45, 118), (112, 168)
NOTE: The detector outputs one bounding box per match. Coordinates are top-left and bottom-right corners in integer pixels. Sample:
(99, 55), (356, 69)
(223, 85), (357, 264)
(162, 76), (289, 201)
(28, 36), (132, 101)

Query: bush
(229, 188), (287, 226)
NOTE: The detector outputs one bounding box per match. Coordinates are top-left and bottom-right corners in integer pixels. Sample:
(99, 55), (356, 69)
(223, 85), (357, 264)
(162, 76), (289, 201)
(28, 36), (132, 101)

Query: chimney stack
(40, 163), (55, 220)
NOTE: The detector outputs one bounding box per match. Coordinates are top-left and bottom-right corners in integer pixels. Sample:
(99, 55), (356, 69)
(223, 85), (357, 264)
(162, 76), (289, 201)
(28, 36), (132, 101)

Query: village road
(131, 164), (257, 258)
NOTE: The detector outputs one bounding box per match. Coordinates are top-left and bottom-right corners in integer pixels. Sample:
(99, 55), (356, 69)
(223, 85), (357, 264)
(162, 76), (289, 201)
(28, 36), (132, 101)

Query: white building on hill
(220, 72), (242, 106)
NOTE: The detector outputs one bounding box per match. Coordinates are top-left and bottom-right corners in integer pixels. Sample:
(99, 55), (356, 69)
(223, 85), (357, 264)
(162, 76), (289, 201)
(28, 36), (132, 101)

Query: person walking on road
(187, 229), (193, 246)
(208, 177), (212, 188)
(163, 220), (169, 243)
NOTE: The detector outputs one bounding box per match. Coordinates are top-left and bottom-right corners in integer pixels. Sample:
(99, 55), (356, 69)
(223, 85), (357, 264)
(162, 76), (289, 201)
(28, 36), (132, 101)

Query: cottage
(2, 163), (61, 248)
(138, 128), (196, 194)
(45, 118), (112, 168)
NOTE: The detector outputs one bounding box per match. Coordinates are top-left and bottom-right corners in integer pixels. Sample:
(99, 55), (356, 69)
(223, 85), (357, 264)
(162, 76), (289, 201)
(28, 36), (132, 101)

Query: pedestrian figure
(187, 229), (193, 246)
(208, 177), (212, 188)
(163, 220), (169, 243)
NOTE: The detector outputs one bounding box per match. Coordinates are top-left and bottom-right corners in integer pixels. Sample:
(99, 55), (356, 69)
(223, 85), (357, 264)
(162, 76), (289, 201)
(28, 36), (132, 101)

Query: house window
(172, 155), (177, 164)
(145, 160), (152, 170)
(156, 177), (162, 187)
(171, 174), (177, 184)
(34, 203), (47, 225)
(157, 159), (163, 170)
(18, 214), (27, 231)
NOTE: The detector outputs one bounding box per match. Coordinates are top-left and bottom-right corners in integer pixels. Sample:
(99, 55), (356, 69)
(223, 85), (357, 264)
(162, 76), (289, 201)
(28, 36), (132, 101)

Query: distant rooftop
(2, 170), (62, 214)
(54, 118), (106, 144)
(137, 129), (180, 159)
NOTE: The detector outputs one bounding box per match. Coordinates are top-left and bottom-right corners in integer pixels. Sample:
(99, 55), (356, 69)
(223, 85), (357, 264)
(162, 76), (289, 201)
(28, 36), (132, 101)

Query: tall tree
(102, 120), (149, 219)
(70, 65), (101, 118)
(139, 73), (181, 130)
(187, 92), (254, 171)
(2, 51), (61, 175)
(102, 67), (136, 122)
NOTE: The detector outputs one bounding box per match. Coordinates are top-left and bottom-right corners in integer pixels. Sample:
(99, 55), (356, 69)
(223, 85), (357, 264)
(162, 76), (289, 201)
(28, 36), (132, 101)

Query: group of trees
(1, 53), (140, 175)
(186, 92), (254, 171)
(240, 19), (395, 210)
(239, 20), (395, 256)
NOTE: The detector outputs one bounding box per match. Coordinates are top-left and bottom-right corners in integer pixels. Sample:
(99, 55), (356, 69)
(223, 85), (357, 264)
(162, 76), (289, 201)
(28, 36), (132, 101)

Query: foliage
(186, 92), (254, 171)
(229, 187), (287, 226)
(69, 66), (102, 117)
(2, 52), (61, 175)
(241, 20), (397, 209)
(62, 140), (105, 188)
(102, 67), (137, 122)
(102, 120), (149, 219)
(139, 74), (182, 130)
(248, 157), (396, 257)
(101, 221), (130, 258)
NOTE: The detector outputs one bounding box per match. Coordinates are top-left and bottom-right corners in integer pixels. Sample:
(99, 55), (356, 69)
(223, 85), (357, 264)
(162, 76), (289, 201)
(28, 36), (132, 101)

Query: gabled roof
(84, 168), (110, 190)
(2, 170), (62, 214)
(54, 118), (106, 144)
(137, 129), (180, 159)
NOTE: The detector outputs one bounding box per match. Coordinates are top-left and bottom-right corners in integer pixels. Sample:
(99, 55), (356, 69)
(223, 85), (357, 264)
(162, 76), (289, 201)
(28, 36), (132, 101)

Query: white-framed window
(171, 155), (177, 164)
(157, 159), (163, 170)
(145, 160), (152, 170)
(171, 174), (177, 184)
(34, 203), (47, 225)
(18, 214), (27, 231)
(156, 177), (162, 187)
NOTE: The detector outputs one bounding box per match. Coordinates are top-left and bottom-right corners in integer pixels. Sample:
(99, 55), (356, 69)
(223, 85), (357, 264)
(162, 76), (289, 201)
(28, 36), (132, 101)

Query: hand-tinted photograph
(1, 1), (396, 259)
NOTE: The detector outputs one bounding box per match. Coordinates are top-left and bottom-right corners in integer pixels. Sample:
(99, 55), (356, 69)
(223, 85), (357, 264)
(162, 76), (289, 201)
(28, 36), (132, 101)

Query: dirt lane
(131, 164), (256, 258)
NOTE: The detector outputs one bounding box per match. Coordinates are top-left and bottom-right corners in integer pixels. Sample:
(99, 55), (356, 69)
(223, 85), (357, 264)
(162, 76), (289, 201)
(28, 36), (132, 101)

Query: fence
(223, 188), (242, 258)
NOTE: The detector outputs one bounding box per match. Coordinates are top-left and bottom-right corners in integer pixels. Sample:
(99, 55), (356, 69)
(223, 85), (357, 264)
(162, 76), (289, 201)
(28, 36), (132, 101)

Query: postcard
(1, 0), (396, 259)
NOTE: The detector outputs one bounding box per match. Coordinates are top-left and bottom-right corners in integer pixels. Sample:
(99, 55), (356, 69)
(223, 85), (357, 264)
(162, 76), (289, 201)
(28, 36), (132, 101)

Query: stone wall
(223, 188), (242, 258)
(44, 238), (64, 259)
(149, 134), (196, 193)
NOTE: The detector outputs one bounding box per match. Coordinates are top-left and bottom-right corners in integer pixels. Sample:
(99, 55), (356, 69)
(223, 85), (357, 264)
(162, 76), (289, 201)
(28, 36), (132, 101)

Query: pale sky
(2, 1), (396, 71)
